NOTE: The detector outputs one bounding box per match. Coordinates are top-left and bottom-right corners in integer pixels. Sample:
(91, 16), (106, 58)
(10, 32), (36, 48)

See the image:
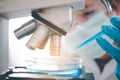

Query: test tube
(26, 25), (50, 50)
(14, 19), (37, 39)
(50, 34), (61, 56)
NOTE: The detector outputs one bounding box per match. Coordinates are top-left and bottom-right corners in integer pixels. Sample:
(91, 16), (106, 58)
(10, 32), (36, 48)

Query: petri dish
(26, 56), (82, 78)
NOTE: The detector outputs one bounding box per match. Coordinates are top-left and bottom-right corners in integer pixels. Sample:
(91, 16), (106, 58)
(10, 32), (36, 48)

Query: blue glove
(96, 16), (120, 79)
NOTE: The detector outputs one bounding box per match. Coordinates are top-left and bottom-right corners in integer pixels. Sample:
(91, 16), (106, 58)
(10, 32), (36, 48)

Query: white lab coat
(81, 55), (118, 80)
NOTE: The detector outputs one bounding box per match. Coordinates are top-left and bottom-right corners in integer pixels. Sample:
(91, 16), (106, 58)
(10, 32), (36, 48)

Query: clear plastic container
(26, 56), (82, 78)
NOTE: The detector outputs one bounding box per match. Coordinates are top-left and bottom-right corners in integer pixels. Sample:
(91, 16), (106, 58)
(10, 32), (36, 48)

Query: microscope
(14, 2), (84, 56)
(14, 6), (72, 56)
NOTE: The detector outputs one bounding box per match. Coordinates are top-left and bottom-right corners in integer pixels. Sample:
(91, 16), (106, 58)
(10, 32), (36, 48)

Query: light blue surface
(27, 67), (82, 78)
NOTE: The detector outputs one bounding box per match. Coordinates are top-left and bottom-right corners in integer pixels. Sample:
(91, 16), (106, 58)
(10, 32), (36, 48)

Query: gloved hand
(96, 16), (120, 79)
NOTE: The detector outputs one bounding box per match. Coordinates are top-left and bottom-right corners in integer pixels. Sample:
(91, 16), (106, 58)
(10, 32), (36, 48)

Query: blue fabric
(96, 16), (120, 79)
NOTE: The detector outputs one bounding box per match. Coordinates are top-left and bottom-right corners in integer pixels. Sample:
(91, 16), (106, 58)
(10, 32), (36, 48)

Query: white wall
(0, 17), (9, 73)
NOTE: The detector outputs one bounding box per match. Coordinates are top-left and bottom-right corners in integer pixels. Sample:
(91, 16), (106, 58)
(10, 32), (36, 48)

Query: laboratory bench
(0, 67), (95, 80)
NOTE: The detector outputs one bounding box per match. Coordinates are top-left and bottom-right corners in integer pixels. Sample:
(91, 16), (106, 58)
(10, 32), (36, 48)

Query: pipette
(68, 31), (104, 55)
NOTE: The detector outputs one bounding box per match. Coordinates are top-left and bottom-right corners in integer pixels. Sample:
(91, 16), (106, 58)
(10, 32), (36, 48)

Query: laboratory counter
(0, 67), (95, 80)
